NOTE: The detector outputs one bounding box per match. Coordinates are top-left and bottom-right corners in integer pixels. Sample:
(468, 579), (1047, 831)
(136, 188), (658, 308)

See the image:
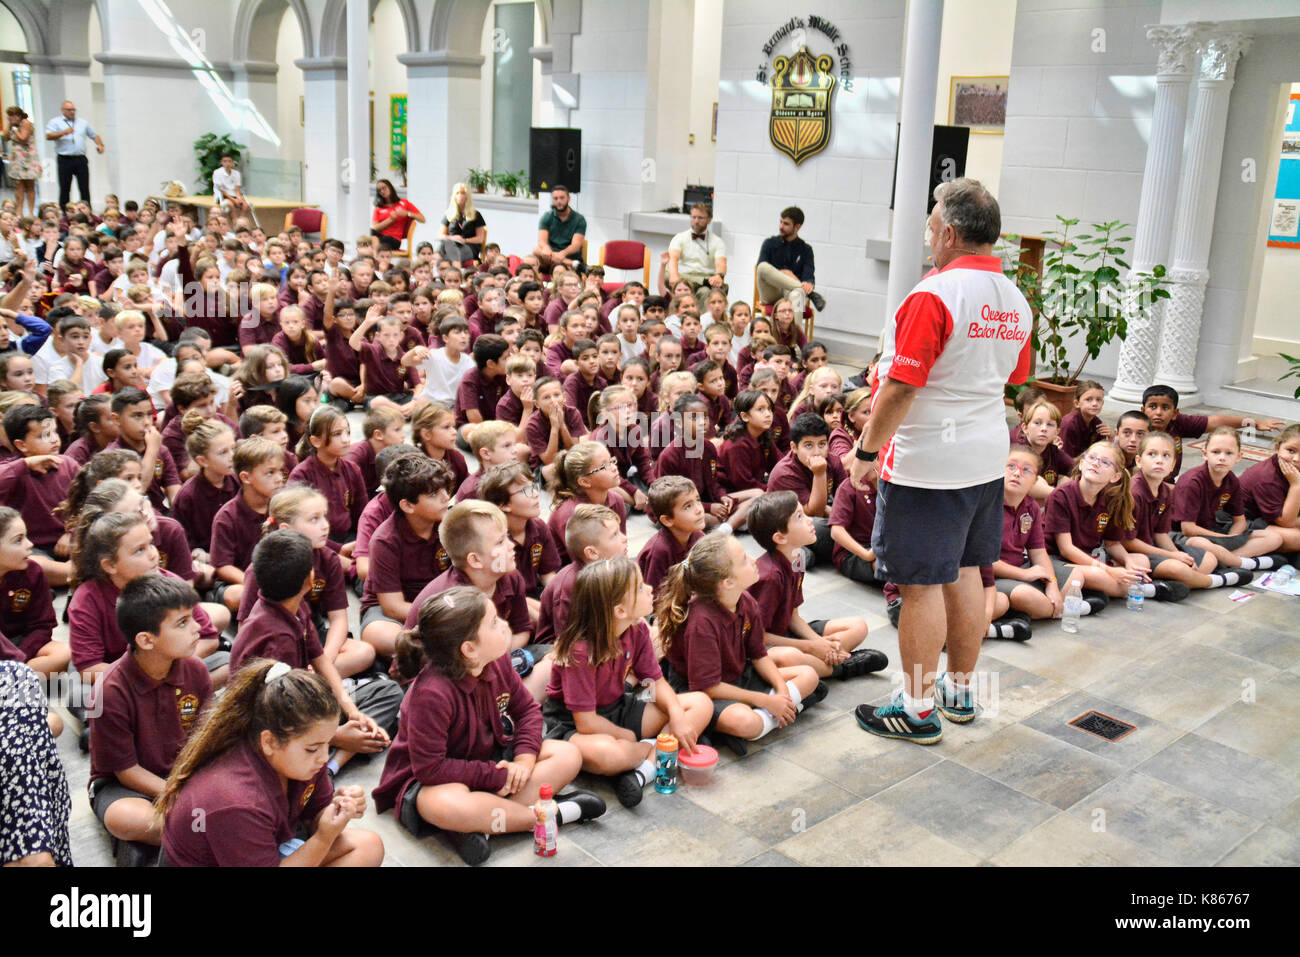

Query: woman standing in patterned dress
(4, 107), (42, 218)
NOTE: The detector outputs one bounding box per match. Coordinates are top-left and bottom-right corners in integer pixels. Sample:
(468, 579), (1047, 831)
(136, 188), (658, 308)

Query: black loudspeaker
(889, 124), (970, 212)
(530, 128), (582, 195)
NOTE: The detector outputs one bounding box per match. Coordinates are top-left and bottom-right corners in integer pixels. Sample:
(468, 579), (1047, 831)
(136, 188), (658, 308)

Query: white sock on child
(752, 708), (779, 738)
(1141, 583), (1156, 598)
(556, 800), (584, 824)
(784, 679), (804, 711)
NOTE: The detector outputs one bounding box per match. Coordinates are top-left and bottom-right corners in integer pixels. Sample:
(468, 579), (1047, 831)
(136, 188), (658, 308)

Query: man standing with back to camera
(850, 178), (1032, 746)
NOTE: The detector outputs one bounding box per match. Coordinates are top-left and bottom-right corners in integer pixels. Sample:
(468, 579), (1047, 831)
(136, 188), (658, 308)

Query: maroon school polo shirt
(361, 340), (417, 397)
(512, 518), (561, 594)
(108, 439), (180, 514)
(750, 550), (803, 636)
(371, 655), (543, 811)
(766, 449), (847, 513)
(289, 454), (367, 535)
(701, 391), (733, 436)
(64, 435), (101, 468)
(161, 411), (240, 476)
(1240, 455), (1290, 524)
(1130, 475), (1174, 545)
(454, 367), (508, 428)
(361, 513), (451, 611)
(0, 560), (57, 656)
(403, 567), (531, 635)
(454, 471), (481, 502)
(999, 495), (1046, 565)
(345, 440), (379, 493)
(0, 455), (79, 548)
(771, 404), (791, 452)
(544, 341), (575, 379)
(666, 593), (768, 692)
(524, 406), (587, 469)
(544, 621), (661, 713)
(534, 561), (579, 645)
(230, 597), (324, 672)
(829, 480), (877, 570)
(1166, 413), (1211, 480)
(648, 411), (677, 463)
(657, 434), (725, 504)
(153, 515), (196, 582)
(325, 323), (361, 383)
(237, 545), (348, 624)
(637, 528), (702, 595)
(68, 571), (216, 672)
(564, 371), (607, 429)
(1172, 464), (1244, 530)
(1043, 480), (1129, 556)
(495, 389), (526, 425)
(272, 330), (316, 375)
(828, 427), (855, 466)
(353, 493), (395, 559)
(1060, 410), (1105, 459)
(718, 433), (772, 493)
(210, 493), (267, 574)
(547, 493), (628, 565)
(591, 423), (655, 497)
(89, 653), (211, 785)
(172, 473), (240, 553)
(162, 738), (333, 867)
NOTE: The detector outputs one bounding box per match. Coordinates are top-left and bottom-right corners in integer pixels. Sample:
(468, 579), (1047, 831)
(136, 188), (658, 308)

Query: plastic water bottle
(1272, 565), (1295, 586)
(1062, 580), (1084, 634)
(1126, 581), (1144, 612)
(654, 733), (679, 794)
(533, 784), (558, 857)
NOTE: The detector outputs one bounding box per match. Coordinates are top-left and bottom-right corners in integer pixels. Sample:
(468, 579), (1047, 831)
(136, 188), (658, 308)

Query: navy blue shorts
(872, 477), (1004, 586)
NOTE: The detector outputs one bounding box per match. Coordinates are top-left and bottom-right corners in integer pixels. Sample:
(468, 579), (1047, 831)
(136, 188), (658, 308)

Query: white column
(884, 0), (944, 329)
(344, 0), (371, 250)
(1153, 30), (1252, 403)
(297, 58), (347, 221)
(400, 52), (485, 235)
(1108, 25), (1201, 404)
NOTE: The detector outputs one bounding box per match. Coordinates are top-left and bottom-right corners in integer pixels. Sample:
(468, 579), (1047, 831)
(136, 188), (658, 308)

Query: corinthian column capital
(1198, 31), (1252, 81)
(1145, 24), (1201, 77)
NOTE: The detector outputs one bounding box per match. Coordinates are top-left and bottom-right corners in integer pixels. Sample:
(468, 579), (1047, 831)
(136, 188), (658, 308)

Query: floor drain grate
(1068, 710), (1136, 741)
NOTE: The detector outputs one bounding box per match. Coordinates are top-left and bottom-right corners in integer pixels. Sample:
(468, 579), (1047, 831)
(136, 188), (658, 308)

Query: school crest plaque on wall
(769, 47), (836, 165)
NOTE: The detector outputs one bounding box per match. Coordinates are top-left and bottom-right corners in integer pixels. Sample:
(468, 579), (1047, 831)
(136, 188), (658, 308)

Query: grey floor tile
(1066, 771), (1259, 866)
(1180, 618), (1300, 671)
(741, 850), (800, 866)
(563, 791), (767, 866)
(950, 724), (1127, 810)
(774, 800), (982, 867)
(871, 760), (1057, 859)
(1217, 825), (1300, 866)
(766, 712), (941, 798)
(1135, 733), (1300, 819)
(1193, 700), (1300, 769)
(990, 812), (1170, 867)
(1022, 691), (1187, 768)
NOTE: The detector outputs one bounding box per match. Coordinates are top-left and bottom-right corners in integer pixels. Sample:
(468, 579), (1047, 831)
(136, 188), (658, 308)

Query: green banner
(390, 95), (407, 167)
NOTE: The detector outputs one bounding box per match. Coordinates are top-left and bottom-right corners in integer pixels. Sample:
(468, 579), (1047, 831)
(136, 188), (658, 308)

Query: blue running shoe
(854, 694), (942, 745)
(934, 672), (978, 723)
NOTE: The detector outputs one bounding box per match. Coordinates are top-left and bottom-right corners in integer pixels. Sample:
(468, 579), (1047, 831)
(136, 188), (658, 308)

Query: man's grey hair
(933, 178), (1001, 246)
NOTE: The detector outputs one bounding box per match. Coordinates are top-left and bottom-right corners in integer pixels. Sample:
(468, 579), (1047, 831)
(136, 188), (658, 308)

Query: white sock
(784, 679), (804, 709)
(1209, 573), (1225, 587)
(1141, 583), (1156, 597)
(1256, 556), (1276, 570)
(557, 800), (583, 824)
(902, 690), (934, 719)
(987, 621), (1017, 638)
(326, 757), (340, 776)
(633, 756), (656, 786)
(752, 707), (779, 738)
(1078, 601), (1094, 616)
(940, 672), (968, 698)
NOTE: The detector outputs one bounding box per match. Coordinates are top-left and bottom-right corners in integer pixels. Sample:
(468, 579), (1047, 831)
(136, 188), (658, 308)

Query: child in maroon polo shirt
(636, 476), (704, 596)
(655, 532), (820, 752)
(346, 405), (407, 494)
(719, 390), (779, 494)
(455, 333), (511, 442)
(657, 394), (762, 532)
(987, 446), (1064, 637)
(1240, 423), (1300, 553)
(109, 387), (182, 515)
(691, 359), (732, 438)
(525, 376), (587, 471)
(360, 456), (455, 659)
(171, 417), (239, 555)
(495, 353), (538, 429)
(546, 442), (629, 565)
(747, 491), (881, 681)
(701, 324), (739, 399)
(373, 585), (603, 867)
(0, 507), (68, 677)
(459, 420), (525, 502)
(210, 436), (286, 612)
(88, 575), (211, 848)
(766, 413), (844, 566)
(589, 384), (654, 512)
(232, 530), (400, 776)
(748, 368), (791, 453)
(544, 309), (585, 380)
(0, 405), (79, 586)
(536, 504), (627, 646)
(1059, 380), (1112, 459)
(350, 312), (421, 418)
(563, 338), (607, 431)
(412, 401), (470, 489)
(289, 405), (368, 543)
(1014, 398), (1075, 501)
(352, 444), (418, 582)
(479, 462), (562, 618)
(1142, 383), (1284, 482)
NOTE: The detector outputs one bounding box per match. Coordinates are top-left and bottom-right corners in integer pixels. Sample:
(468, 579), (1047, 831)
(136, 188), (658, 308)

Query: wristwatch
(855, 446), (879, 463)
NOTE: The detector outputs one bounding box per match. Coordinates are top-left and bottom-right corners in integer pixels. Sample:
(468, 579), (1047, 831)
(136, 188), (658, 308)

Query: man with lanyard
(45, 101), (105, 209)
(850, 178), (1032, 746)
(667, 202), (728, 295)
(534, 185), (587, 273)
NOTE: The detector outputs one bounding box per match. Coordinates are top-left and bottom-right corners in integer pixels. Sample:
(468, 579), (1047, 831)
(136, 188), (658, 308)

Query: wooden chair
(395, 219), (419, 260)
(598, 240), (650, 293)
(753, 264), (815, 340)
(283, 208), (327, 241)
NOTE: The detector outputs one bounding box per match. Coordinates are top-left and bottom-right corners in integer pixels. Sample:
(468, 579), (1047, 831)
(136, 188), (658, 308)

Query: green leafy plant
(467, 168), (494, 193)
(193, 133), (247, 195)
(394, 151), (408, 187)
(1280, 353), (1300, 399)
(999, 216), (1169, 385)
(493, 169), (527, 197)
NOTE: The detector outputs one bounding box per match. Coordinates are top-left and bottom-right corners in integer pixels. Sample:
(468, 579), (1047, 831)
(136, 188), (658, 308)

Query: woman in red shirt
(372, 179), (425, 251)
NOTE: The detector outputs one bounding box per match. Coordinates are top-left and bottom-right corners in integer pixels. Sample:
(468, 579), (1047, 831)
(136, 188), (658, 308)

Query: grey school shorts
(872, 477), (1004, 586)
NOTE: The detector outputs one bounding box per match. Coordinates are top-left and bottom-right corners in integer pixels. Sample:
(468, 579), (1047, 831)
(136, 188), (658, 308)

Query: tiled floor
(51, 399), (1300, 867)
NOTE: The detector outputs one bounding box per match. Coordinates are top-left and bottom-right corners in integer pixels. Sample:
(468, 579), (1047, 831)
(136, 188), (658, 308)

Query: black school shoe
(1152, 580), (1191, 602)
(832, 648), (889, 679)
(555, 789), (607, 823)
(991, 612), (1033, 642)
(614, 769), (647, 808)
(1215, 567), (1255, 587)
(450, 831), (491, 867)
(803, 681), (830, 707)
(705, 731), (748, 757)
(1083, 590), (1109, 615)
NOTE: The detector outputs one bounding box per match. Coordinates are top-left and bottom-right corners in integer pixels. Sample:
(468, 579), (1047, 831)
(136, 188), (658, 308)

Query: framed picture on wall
(949, 75), (1009, 135)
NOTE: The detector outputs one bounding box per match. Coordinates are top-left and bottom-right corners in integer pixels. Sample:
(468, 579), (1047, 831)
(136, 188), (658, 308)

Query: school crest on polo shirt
(310, 577), (327, 602)
(8, 587), (31, 613)
(1044, 469), (1058, 485)
(300, 783), (316, 808)
(768, 47), (836, 166)
(1019, 512), (1033, 535)
(496, 692), (514, 737)
(175, 691), (200, 731)
(1218, 492), (1232, 509)
(435, 546), (451, 572)
(1157, 503), (1166, 516)
(154, 460), (164, 480)
(157, 552), (170, 570)
(1096, 513), (1110, 534)
(741, 617), (753, 642)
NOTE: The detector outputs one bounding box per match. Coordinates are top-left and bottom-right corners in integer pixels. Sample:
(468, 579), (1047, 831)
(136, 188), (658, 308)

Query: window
(491, 2), (534, 176)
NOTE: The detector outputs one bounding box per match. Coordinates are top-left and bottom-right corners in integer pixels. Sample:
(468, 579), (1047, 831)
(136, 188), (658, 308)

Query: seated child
(1239, 423), (1300, 556)
(1059, 380), (1112, 458)
(1113, 410), (1149, 471)
(657, 393), (760, 530)
(210, 436), (286, 611)
(478, 462), (562, 611)
(239, 404), (298, 472)
(766, 412), (844, 564)
(352, 443), (419, 581)
(1143, 384), (1284, 482)
(637, 476), (704, 595)
(589, 385), (654, 511)
(455, 333), (510, 442)
(413, 314), (474, 411)
(828, 467), (881, 588)
(495, 353), (538, 428)
(1013, 399), (1074, 500)
(747, 491), (882, 679)
(990, 446), (1069, 633)
(108, 386), (182, 514)
(524, 376), (587, 470)
(718, 390), (779, 493)
(372, 585), (603, 867)
(345, 405), (407, 495)
(289, 405), (368, 543)
(349, 311), (421, 417)
(411, 401), (470, 490)
(0, 404), (79, 585)
(0, 506), (69, 676)
(458, 420), (526, 501)
(171, 414), (239, 555)
(546, 442), (629, 565)
(159, 372), (239, 480)
(536, 504), (627, 646)
(544, 558), (712, 808)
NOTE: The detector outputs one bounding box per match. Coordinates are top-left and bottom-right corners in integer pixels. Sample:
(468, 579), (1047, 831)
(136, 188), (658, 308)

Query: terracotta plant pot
(1033, 379), (1078, 420)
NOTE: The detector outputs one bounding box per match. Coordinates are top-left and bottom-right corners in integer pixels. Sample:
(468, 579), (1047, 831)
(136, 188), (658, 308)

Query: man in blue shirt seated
(756, 206), (826, 314)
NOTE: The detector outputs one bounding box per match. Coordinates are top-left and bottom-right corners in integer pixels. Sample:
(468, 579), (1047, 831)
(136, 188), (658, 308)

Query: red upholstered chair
(283, 208), (327, 241)
(598, 240), (650, 294)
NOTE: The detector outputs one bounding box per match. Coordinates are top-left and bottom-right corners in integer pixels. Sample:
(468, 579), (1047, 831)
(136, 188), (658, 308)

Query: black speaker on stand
(889, 124), (970, 212)
(530, 128), (582, 194)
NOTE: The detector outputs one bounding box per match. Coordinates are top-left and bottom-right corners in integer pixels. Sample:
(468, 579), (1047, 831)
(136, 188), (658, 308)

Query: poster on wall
(949, 76), (1008, 135)
(390, 95), (407, 168)
(1268, 93), (1300, 248)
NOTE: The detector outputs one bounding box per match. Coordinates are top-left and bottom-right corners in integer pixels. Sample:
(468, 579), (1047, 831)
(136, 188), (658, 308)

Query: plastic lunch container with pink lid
(677, 744), (718, 786)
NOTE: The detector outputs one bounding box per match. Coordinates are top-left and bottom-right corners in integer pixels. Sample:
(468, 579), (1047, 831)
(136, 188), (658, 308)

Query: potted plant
(494, 169), (527, 197)
(193, 133), (247, 195)
(1280, 353), (1300, 399)
(1000, 216), (1169, 417)
(467, 168), (493, 193)
(394, 151), (408, 188)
